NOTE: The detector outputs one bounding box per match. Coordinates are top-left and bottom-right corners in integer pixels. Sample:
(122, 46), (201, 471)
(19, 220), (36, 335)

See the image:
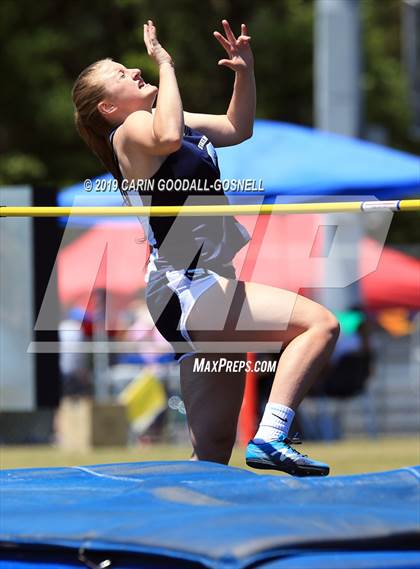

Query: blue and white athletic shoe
(246, 434), (330, 477)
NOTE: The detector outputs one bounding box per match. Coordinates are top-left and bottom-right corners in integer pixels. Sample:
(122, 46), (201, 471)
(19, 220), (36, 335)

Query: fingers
(218, 59), (235, 70)
(214, 21), (251, 52)
(143, 19), (157, 55)
(218, 59), (243, 73)
(222, 19), (236, 44)
(238, 23), (251, 45)
(143, 24), (150, 52)
(237, 35), (251, 43)
(213, 30), (232, 54)
(147, 19), (156, 41)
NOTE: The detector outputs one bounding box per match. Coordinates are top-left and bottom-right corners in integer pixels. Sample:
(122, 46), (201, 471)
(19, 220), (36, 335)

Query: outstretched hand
(143, 19), (173, 66)
(214, 20), (254, 72)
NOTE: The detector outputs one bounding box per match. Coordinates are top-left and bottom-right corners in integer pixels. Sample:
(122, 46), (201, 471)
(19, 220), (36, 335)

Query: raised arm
(121, 20), (184, 156)
(184, 20), (256, 147)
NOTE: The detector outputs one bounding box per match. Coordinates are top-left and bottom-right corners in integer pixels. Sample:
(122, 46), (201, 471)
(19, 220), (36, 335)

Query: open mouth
(138, 80), (146, 89)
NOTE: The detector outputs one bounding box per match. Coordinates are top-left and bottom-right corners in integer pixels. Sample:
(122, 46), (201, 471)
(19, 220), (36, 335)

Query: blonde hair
(72, 58), (148, 246)
(71, 58), (122, 184)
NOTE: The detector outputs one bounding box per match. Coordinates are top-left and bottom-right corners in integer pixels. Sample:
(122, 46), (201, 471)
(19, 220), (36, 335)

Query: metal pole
(315, 0), (364, 312)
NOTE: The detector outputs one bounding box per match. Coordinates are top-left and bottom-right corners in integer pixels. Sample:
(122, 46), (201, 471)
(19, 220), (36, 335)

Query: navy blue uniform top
(109, 124), (250, 275)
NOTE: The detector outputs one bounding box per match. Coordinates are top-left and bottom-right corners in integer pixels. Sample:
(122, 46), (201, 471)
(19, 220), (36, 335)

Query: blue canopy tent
(58, 120), (420, 226)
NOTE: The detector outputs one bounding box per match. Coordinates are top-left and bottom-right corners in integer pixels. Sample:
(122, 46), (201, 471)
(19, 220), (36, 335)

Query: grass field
(1, 436), (419, 475)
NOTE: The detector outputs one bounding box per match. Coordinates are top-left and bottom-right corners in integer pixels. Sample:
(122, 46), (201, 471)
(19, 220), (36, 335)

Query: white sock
(254, 402), (295, 441)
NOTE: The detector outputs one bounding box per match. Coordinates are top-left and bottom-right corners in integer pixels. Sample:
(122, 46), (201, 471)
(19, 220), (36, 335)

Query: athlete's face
(97, 60), (158, 123)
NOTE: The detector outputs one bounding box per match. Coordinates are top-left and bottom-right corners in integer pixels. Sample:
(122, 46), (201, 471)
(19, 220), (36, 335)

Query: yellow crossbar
(1, 200), (419, 217)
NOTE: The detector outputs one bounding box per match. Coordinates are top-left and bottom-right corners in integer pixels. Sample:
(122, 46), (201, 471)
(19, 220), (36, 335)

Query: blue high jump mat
(1, 462), (419, 568)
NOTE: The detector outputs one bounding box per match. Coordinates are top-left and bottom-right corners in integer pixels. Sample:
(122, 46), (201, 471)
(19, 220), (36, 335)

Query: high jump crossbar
(0, 199), (419, 217)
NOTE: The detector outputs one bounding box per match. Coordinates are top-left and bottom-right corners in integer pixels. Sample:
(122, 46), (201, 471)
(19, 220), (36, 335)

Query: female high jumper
(72, 19), (340, 476)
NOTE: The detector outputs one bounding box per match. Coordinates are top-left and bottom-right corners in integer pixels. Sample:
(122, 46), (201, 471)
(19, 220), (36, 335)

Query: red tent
(58, 223), (149, 307)
(233, 213), (324, 291)
(233, 214), (420, 310)
(360, 237), (420, 310)
(58, 218), (420, 311)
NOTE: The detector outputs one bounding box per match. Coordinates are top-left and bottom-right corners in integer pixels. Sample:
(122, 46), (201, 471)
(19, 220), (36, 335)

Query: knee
(312, 309), (340, 346)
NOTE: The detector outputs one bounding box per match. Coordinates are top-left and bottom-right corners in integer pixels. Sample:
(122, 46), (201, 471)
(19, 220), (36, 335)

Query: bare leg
(179, 352), (246, 464)
(266, 319), (338, 408)
(186, 278), (340, 411)
(178, 279), (338, 471)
